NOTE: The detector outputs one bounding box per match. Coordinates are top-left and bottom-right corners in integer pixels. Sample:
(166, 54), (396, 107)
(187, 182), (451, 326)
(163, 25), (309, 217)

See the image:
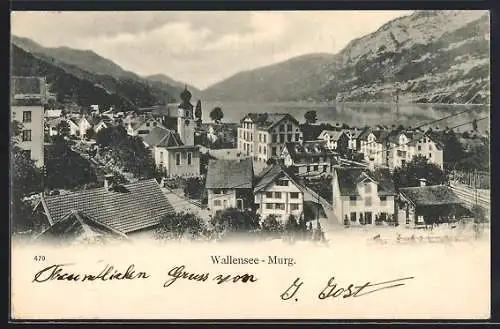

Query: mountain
(10, 36), (197, 109)
(145, 74), (201, 97)
(202, 10), (490, 104)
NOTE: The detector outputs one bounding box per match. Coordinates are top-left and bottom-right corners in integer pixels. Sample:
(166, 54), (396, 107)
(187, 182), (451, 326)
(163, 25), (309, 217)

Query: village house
(344, 128), (363, 151)
(254, 163), (305, 222)
(46, 117), (79, 136)
(205, 158), (254, 214)
(358, 129), (389, 167)
(237, 113), (302, 162)
(332, 167), (396, 225)
(398, 180), (469, 227)
(318, 130), (349, 152)
(78, 115), (93, 139)
(11, 76), (48, 167)
(33, 177), (175, 236)
(126, 116), (166, 139)
(280, 140), (338, 177)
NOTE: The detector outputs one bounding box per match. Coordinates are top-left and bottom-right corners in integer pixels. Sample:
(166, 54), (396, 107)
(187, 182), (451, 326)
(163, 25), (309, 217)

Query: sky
(11, 11), (413, 90)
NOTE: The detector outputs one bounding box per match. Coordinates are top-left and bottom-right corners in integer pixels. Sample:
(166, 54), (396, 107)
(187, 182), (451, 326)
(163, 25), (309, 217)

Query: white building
(332, 167), (396, 225)
(237, 113), (302, 162)
(358, 129), (388, 166)
(254, 163), (305, 222)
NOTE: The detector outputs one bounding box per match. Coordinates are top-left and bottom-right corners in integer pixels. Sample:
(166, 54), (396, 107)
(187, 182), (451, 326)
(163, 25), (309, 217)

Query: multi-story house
(318, 130), (349, 152)
(127, 116), (166, 139)
(237, 113), (302, 162)
(280, 141), (338, 177)
(344, 128), (363, 151)
(205, 158), (254, 215)
(358, 129), (388, 166)
(385, 130), (444, 170)
(254, 163), (304, 222)
(11, 76), (48, 168)
(332, 167), (396, 225)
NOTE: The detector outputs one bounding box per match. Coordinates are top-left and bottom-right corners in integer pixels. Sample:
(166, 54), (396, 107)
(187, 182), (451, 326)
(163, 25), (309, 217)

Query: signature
(281, 275), (415, 301)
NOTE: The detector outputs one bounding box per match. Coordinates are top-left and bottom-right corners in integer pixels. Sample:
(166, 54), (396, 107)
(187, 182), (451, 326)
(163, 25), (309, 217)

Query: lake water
(200, 101), (490, 132)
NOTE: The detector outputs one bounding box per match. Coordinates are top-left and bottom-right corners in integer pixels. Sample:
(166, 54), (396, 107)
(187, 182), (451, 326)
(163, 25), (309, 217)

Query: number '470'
(34, 256), (45, 261)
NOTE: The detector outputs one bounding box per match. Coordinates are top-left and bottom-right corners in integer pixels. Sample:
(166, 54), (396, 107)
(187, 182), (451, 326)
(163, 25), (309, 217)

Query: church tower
(177, 85), (195, 146)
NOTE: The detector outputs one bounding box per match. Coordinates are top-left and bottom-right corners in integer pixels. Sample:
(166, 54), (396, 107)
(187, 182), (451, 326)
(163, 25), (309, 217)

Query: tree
(472, 119), (478, 132)
(392, 155), (446, 189)
(210, 107), (224, 123)
(440, 130), (466, 171)
(57, 120), (71, 138)
(195, 100), (202, 122)
(304, 110), (317, 124)
(155, 212), (207, 240)
(209, 208), (260, 238)
(261, 215), (284, 236)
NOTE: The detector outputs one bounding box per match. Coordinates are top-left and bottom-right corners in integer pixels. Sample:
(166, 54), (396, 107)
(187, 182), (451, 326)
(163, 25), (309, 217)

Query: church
(143, 86), (201, 178)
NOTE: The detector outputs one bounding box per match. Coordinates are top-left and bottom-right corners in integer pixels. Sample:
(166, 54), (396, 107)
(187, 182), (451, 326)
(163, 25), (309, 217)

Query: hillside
(203, 10), (490, 104)
(10, 36), (195, 109)
(145, 74), (201, 98)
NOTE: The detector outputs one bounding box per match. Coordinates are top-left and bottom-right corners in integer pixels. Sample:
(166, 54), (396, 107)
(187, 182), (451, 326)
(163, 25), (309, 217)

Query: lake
(200, 101), (490, 132)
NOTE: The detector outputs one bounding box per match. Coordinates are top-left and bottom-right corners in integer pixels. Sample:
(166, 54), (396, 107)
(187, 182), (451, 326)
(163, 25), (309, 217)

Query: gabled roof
(335, 167), (396, 196)
(37, 179), (175, 234)
(205, 158), (253, 189)
(283, 141), (336, 164)
(143, 127), (183, 148)
(319, 130), (345, 141)
(254, 163), (303, 193)
(241, 113), (299, 131)
(46, 117), (78, 128)
(36, 210), (129, 242)
(345, 129), (363, 139)
(399, 185), (463, 206)
(357, 128), (373, 141)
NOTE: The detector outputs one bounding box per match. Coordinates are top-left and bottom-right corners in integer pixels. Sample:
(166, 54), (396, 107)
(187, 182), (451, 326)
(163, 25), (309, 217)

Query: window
(266, 203), (273, 209)
(287, 134), (292, 142)
(176, 153), (181, 165)
(263, 146), (267, 155)
(153, 122), (157, 126)
(22, 111), (32, 123)
(295, 134), (300, 142)
(266, 192), (273, 198)
(275, 203), (285, 210)
(138, 130), (150, 135)
(350, 212), (356, 222)
(259, 134), (262, 142)
(417, 145), (422, 151)
(214, 189), (223, 194)
(365, 183), (371, 193)
(276, 180), (289, 186)
(287, 124), (292, 131)
(274, 192), (282, 198)
(214, 200), (222, 207)
(380, 196), (387, 202)
(146, 122), (150, 127)
(22, 130), (32, 141)
(401, 160), (406, 166)
(187, 152), (192, 165)
(290, 192), (299, 199)
(279, 135), (285, 143)
(323, 165), (328, 172)
(272, 134), (277, 143)
(263, 134), (267, 143)
(159, 151), (164, 163)
(291, 204), (299, 210)
(313, 165), (319, 171)
(365, 196), (372, 207)
(272, 147), (277, 156)
(279, 124), (285, 132)
(429, 153), (432, 159)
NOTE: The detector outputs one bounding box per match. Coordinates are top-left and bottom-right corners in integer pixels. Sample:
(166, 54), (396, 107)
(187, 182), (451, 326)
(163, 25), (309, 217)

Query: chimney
(418, 178), (427, 187)
(104, 174), (114, 191)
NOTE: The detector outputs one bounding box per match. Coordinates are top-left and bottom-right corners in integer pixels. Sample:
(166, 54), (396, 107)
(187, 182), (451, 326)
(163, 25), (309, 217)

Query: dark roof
(254, 163), (302, 193)
(143, 127), (183, 148)
(36, 210), (128, 242)
(241, 113), (299, 131)
(399, 185), (463, 206)
(319, 130), (345, 141)
(283, 141), (336, 164)
(205, 158), (253, 189)
(38, 179), (175, 234)
(373, 130), (390, 142)
(335, 167), (396, 196)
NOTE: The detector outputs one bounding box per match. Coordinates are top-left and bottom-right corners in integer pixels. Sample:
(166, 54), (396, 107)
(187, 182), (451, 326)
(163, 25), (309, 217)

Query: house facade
(332, 167), (396, 225)
(127, 116), (165, 139)
(280, 141), (337, 177)
(205, 158), (254, 214)
(237, 113), (302, 162)
(254, 163), (304, 221)
(318, 130), (349, 151)
(358, 129), (388, 166)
